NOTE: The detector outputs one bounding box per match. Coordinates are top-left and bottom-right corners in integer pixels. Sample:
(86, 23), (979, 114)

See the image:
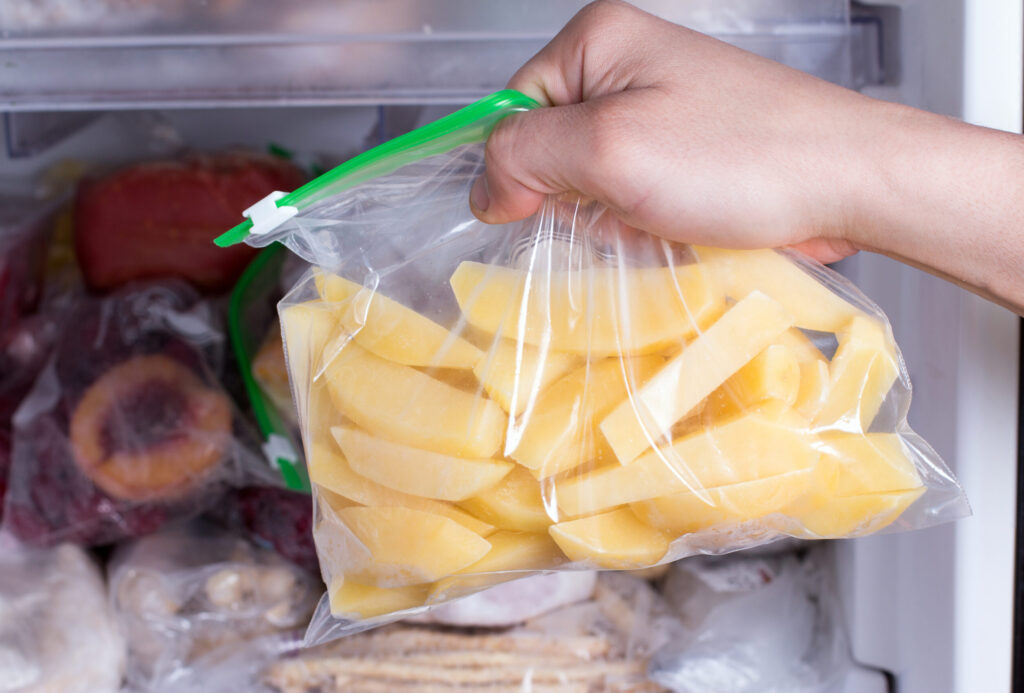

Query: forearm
(850, 100), (1024, 313)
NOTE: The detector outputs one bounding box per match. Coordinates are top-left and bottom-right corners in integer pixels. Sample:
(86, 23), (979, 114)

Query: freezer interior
(0, 1), (1019, 691)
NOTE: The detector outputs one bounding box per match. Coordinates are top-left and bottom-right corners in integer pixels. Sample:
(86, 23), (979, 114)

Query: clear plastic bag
(212, 486), (321, 575)
(229, 245), (309, 491)
(0, 184), (58, 339)
(108, 520), (321, 691)
(219, 90), (968, 640)
(654, 545), (850, 692)
(0, 538), (126, 693)
(73, 150), (305, 294)
(162, 571), (683, 693)
(2, 281), (272, 546)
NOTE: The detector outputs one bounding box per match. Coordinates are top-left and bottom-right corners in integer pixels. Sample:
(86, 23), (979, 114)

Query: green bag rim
(215, 89), (541, 248)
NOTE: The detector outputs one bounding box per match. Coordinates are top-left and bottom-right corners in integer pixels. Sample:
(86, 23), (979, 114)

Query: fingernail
(470, 176), (490, 213)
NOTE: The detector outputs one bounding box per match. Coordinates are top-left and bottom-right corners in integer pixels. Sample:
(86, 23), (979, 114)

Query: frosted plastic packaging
(230, 91), (968, 641)
(108, 520), (321, 692)
(1, 281), (273, 546)
(655, 545), (849, 692)
(0, 539), (125, 693)
(0, 185), (57, 337)
(157, 571), (685, 692)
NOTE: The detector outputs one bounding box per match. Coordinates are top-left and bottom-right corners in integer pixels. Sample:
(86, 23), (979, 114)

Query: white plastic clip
(243, 191), (298, 236)
(262, 433), (299, 469)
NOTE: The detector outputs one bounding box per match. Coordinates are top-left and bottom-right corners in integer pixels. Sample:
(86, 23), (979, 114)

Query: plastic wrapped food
(216, 91), (968, 636)
(229, 245), (308, 491)
(214, 486), (320, 574)
(0, 186), (56, 337)
(74, 151), (305, 293)
(0, 539), (125, 693)
(2, 281), (270, 546)
(410, 571), (598, 628)
(108, 520), (320, 691)
(253, 326), (295, 425)
(653, 546), (849, 692)
(0, 313), (60, 430)
(156, 571), (682, 693)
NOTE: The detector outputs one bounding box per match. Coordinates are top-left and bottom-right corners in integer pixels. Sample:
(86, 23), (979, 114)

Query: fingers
(470, 104), (595, 223)
(507, 0), (660, 106)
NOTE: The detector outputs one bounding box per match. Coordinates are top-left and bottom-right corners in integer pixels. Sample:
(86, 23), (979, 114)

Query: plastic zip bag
(2, 281), (272, 546)
(108, 520), (321, 692)
(158, 570), (685, 693)
(654, 545), (850, 692)
(229, 245), (309, 491)
(218, 90), (968, 641)
(0, 538), (126, 693)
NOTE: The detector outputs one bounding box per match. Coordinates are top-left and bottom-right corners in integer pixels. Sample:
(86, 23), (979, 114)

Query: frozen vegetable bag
(217, 90), (968, 641)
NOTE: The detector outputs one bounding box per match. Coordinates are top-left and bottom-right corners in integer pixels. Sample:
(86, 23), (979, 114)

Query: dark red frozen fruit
(74, 152), (305, 292)
(231, 486), (319, 575)
(69, 354), (232, 501)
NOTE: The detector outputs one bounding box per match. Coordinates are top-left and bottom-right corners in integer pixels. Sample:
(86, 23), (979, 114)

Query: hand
(471, 1), (1024, 314)
(470, 0), (880, 263)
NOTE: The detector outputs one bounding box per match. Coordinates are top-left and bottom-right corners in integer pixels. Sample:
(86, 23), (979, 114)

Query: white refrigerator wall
(840, 1), (1021, 691)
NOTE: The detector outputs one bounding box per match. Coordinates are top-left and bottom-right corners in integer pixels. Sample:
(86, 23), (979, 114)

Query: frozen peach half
(69, 354), (232, 501)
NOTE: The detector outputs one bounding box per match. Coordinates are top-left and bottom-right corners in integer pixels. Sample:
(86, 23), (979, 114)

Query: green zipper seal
(228, 244), (310, 492)
(216, 89), (541, 248)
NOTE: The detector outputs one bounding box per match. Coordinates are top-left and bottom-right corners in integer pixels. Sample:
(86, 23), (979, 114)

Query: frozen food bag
(74, 150), (306, 293)
(158, 571), (684, 693)
(216, 90), (968, 637)
(655, 545), (850, 692)
(2, 281), (273, 546)
(0, 538), (126, 693)
(108, 520), (321, 691)
(0, 184), (58, 337)
(229, 244), (309, 491)
(213, 486), (320, 574)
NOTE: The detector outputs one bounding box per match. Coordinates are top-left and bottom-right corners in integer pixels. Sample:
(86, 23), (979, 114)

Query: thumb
(470, 103), (598, 225)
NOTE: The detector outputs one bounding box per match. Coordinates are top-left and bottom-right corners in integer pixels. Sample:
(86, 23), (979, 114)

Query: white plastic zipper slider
(262, 433), (299, 469)
(243, 191), (298, 236)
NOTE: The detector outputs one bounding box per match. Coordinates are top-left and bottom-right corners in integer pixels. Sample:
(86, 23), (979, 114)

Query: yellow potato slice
(794, 358), (830, 421)
(511, 356), (665, 479)
(337, 506), (492, 586)
(549, 508), (669, 569)
(324, 342), (505, 458)
(601, 291), (794, 464)
(458, 466), (554, 532)
(776, 327), (826, 363)
(328, 579), (428, 618)
(316, 272), (481, 369)
(631, 468), (815, 534)
(783, 432), (925, 538)
(450, 261), (724, 356)
(308, 441), (494, 536)
(814, 316), (899, 432)
(559, 406), (816, 517)
(279, 300), (341, 411)
(473, 339), (580, 415)
(705, 344), (801, 421)
(332, 425), (513, 501)
(692, 246), (864, 332)
(429, 531), (567, 601)
(786, 490), (925, 539)
(769, 328), (831, 420)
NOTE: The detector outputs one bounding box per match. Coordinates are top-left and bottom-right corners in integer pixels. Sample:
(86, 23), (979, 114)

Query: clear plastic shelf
(0, 0), (878, 111)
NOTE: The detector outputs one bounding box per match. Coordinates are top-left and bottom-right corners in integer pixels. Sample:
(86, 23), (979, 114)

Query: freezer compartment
(0, 0), (878, 110)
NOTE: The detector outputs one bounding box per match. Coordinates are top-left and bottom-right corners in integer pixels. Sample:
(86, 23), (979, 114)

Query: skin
(470, 0), (1024, 315)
